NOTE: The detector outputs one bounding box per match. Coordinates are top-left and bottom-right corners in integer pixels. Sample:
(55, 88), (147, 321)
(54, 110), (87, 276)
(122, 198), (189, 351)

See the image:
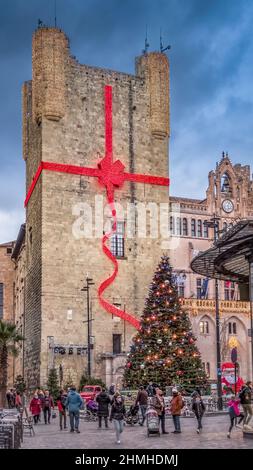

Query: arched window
(203, 221), (209, 238)
(176, 217), (181, 236)
(200, 320), (209, 334)
(191, 219), (196, 237)
(202, 362), (210, 377)
(182, 218), (188, 236)
(197, 220), (202, 237)
(228, 321), (237, 335)
(221, 172), (232, 195)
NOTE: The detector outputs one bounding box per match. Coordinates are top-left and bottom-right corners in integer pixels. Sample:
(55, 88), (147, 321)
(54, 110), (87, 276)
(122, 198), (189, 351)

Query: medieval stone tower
(23, 26), (170, 388)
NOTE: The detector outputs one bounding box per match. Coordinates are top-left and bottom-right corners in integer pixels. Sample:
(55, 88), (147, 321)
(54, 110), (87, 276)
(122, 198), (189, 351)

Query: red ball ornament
(127, 361), (132, 368)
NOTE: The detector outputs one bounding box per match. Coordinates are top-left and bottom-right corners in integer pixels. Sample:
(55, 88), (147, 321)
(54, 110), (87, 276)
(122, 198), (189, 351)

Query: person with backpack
(41, 390), (54, 424)
(239, 381), (252, 426)
(170, 388), (184, 433)
(227, 395), (244, 438)
(191, 391), (205, 433)
(57, 389), (68, 430)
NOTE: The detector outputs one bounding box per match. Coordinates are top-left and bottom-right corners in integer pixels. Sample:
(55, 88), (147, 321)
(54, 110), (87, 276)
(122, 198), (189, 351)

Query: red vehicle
(80, 385), (102, 402)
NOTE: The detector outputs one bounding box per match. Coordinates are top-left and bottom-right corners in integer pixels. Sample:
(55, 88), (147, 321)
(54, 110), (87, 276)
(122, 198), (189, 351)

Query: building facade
(4, 27), (253, 389)
(20, 26), (170, 388)
(170, 154), (253, 381)
(0, 240), (16, 384)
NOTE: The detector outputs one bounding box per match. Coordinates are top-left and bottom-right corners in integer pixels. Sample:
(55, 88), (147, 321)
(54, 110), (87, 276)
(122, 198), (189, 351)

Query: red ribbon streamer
(24, 85), (169, 330)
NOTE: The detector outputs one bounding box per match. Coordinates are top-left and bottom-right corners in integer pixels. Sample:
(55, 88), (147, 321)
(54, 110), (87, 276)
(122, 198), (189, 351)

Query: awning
(190, 219), (253, 283)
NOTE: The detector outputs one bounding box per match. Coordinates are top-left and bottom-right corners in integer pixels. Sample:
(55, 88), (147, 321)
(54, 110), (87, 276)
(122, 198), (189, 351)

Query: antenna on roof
(142, 25), (149, 54)
(160, 28), (171, 53)
(54, 0), (57, 27)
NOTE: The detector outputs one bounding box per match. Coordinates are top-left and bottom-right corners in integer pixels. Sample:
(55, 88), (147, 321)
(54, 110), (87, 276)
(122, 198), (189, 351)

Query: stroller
(125, 404), (139, 425)
(86, 399), (98, 421)
(146, 405), (160, 437)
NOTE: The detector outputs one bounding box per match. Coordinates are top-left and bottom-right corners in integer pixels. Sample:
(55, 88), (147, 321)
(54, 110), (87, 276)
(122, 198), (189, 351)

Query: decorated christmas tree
(123, 256), (208, 393)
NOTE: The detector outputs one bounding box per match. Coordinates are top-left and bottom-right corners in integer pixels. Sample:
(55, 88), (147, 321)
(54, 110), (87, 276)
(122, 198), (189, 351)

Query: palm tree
(0, 320), (24, 408)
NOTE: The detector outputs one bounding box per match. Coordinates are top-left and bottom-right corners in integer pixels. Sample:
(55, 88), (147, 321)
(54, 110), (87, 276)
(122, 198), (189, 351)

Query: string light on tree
(123, 255), (208, 392)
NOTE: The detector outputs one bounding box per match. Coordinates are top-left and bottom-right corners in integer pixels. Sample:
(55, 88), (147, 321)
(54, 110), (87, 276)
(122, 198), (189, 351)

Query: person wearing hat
(170, 388), (183, 433)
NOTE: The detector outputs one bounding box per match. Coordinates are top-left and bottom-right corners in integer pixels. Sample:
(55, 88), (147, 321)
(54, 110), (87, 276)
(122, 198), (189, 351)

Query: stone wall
(23, 26), (170, 387)
(0, 242), (15, 384)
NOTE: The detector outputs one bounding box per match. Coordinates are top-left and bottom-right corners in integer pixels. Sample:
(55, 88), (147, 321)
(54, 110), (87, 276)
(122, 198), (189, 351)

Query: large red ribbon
(25, 85), (169, 330)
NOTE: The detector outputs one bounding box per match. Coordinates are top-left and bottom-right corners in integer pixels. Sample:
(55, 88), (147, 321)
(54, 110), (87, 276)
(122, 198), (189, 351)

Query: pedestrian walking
(239, 381), (252, 426)
(146, 382), (156, 397)
(191, 391), (205, 433)
(66, 386), (83, 433)
(29, 393), (41, 424)
(96, 388), (111, 429)
(109, 383), (115, 399)
(57, 389), (68, 430)
(170, 388), (184, 433)
(227, 395), (244, 438)
(41, 390), (54, 424)
(135, 386), (148, 426)
(15, 391), (22, 411)
(151, 388), (168, 434)
(6, 390), (12, 409)
(110, 393), (126, 444)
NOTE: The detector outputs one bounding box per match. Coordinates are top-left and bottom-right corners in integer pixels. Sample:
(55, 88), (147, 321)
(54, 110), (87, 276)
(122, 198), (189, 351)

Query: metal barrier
(0, 409), (23, 449)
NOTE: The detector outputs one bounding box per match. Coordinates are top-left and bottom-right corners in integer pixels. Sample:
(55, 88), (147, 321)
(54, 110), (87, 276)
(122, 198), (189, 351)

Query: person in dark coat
(110, 394), (126, 444)
(191, 391), (205, 433)
(135, 386), (148, 426)
(96, 388), (111, 428)
(146, 382), (155, 397)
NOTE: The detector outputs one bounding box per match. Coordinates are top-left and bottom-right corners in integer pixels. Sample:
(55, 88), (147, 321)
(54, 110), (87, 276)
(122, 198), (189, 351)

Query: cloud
(0, 209), (24, 244)
(0, 0), (253, 241)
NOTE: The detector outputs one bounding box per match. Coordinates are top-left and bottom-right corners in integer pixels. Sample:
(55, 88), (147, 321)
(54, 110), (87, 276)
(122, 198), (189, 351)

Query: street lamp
(204, 217), (223, 410)
(246, 254), (253, 382)
(81, 276), (95, 378)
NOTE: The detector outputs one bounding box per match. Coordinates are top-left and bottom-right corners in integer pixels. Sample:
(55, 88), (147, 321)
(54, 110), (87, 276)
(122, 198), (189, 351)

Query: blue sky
(0, 0), (253, 242)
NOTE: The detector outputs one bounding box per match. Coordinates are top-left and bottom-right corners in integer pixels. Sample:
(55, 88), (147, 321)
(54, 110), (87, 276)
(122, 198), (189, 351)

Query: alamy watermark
(72, 195), (181, 250)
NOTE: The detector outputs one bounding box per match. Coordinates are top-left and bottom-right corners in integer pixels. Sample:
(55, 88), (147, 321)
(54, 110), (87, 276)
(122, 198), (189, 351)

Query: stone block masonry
(22, 26), (170, 388)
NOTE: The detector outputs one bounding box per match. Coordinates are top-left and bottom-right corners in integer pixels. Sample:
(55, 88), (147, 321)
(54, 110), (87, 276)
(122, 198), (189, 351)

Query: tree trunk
(0, 345), (8, 408)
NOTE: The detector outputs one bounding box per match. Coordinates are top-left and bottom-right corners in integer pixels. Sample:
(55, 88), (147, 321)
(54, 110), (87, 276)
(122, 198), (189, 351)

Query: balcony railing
(181, 298), (250, 316)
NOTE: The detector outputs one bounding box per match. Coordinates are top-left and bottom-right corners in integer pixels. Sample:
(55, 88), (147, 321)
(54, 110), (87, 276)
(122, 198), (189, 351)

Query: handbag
(52, 411), (57, 419)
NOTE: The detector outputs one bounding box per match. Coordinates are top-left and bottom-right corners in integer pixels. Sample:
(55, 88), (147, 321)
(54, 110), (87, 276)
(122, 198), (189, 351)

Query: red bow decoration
(25, 85), (169, 330)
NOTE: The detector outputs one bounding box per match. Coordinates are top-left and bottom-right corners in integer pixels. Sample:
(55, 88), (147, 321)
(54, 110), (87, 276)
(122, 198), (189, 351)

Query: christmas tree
(123, 256), (208, 393)
(47, 368), (60, 402)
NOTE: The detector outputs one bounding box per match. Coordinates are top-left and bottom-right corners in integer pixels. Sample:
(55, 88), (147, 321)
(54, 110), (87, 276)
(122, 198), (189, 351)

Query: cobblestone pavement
(22, 414), (252, 449)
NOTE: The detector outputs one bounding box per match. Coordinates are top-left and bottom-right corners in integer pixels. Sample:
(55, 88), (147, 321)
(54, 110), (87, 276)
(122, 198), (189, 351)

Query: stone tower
(23, 26), (170, 388)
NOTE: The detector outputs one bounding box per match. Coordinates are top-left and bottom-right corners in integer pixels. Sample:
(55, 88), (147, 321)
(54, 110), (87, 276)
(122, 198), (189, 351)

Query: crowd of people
(6, 380), (253, 444)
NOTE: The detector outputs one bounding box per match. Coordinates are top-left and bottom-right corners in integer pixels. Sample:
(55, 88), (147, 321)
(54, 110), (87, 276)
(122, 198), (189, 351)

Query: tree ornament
(157, 339), (162, 345)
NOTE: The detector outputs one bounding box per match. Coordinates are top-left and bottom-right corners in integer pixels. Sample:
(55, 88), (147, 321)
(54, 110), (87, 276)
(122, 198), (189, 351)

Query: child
(227, 395), (244, 438)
